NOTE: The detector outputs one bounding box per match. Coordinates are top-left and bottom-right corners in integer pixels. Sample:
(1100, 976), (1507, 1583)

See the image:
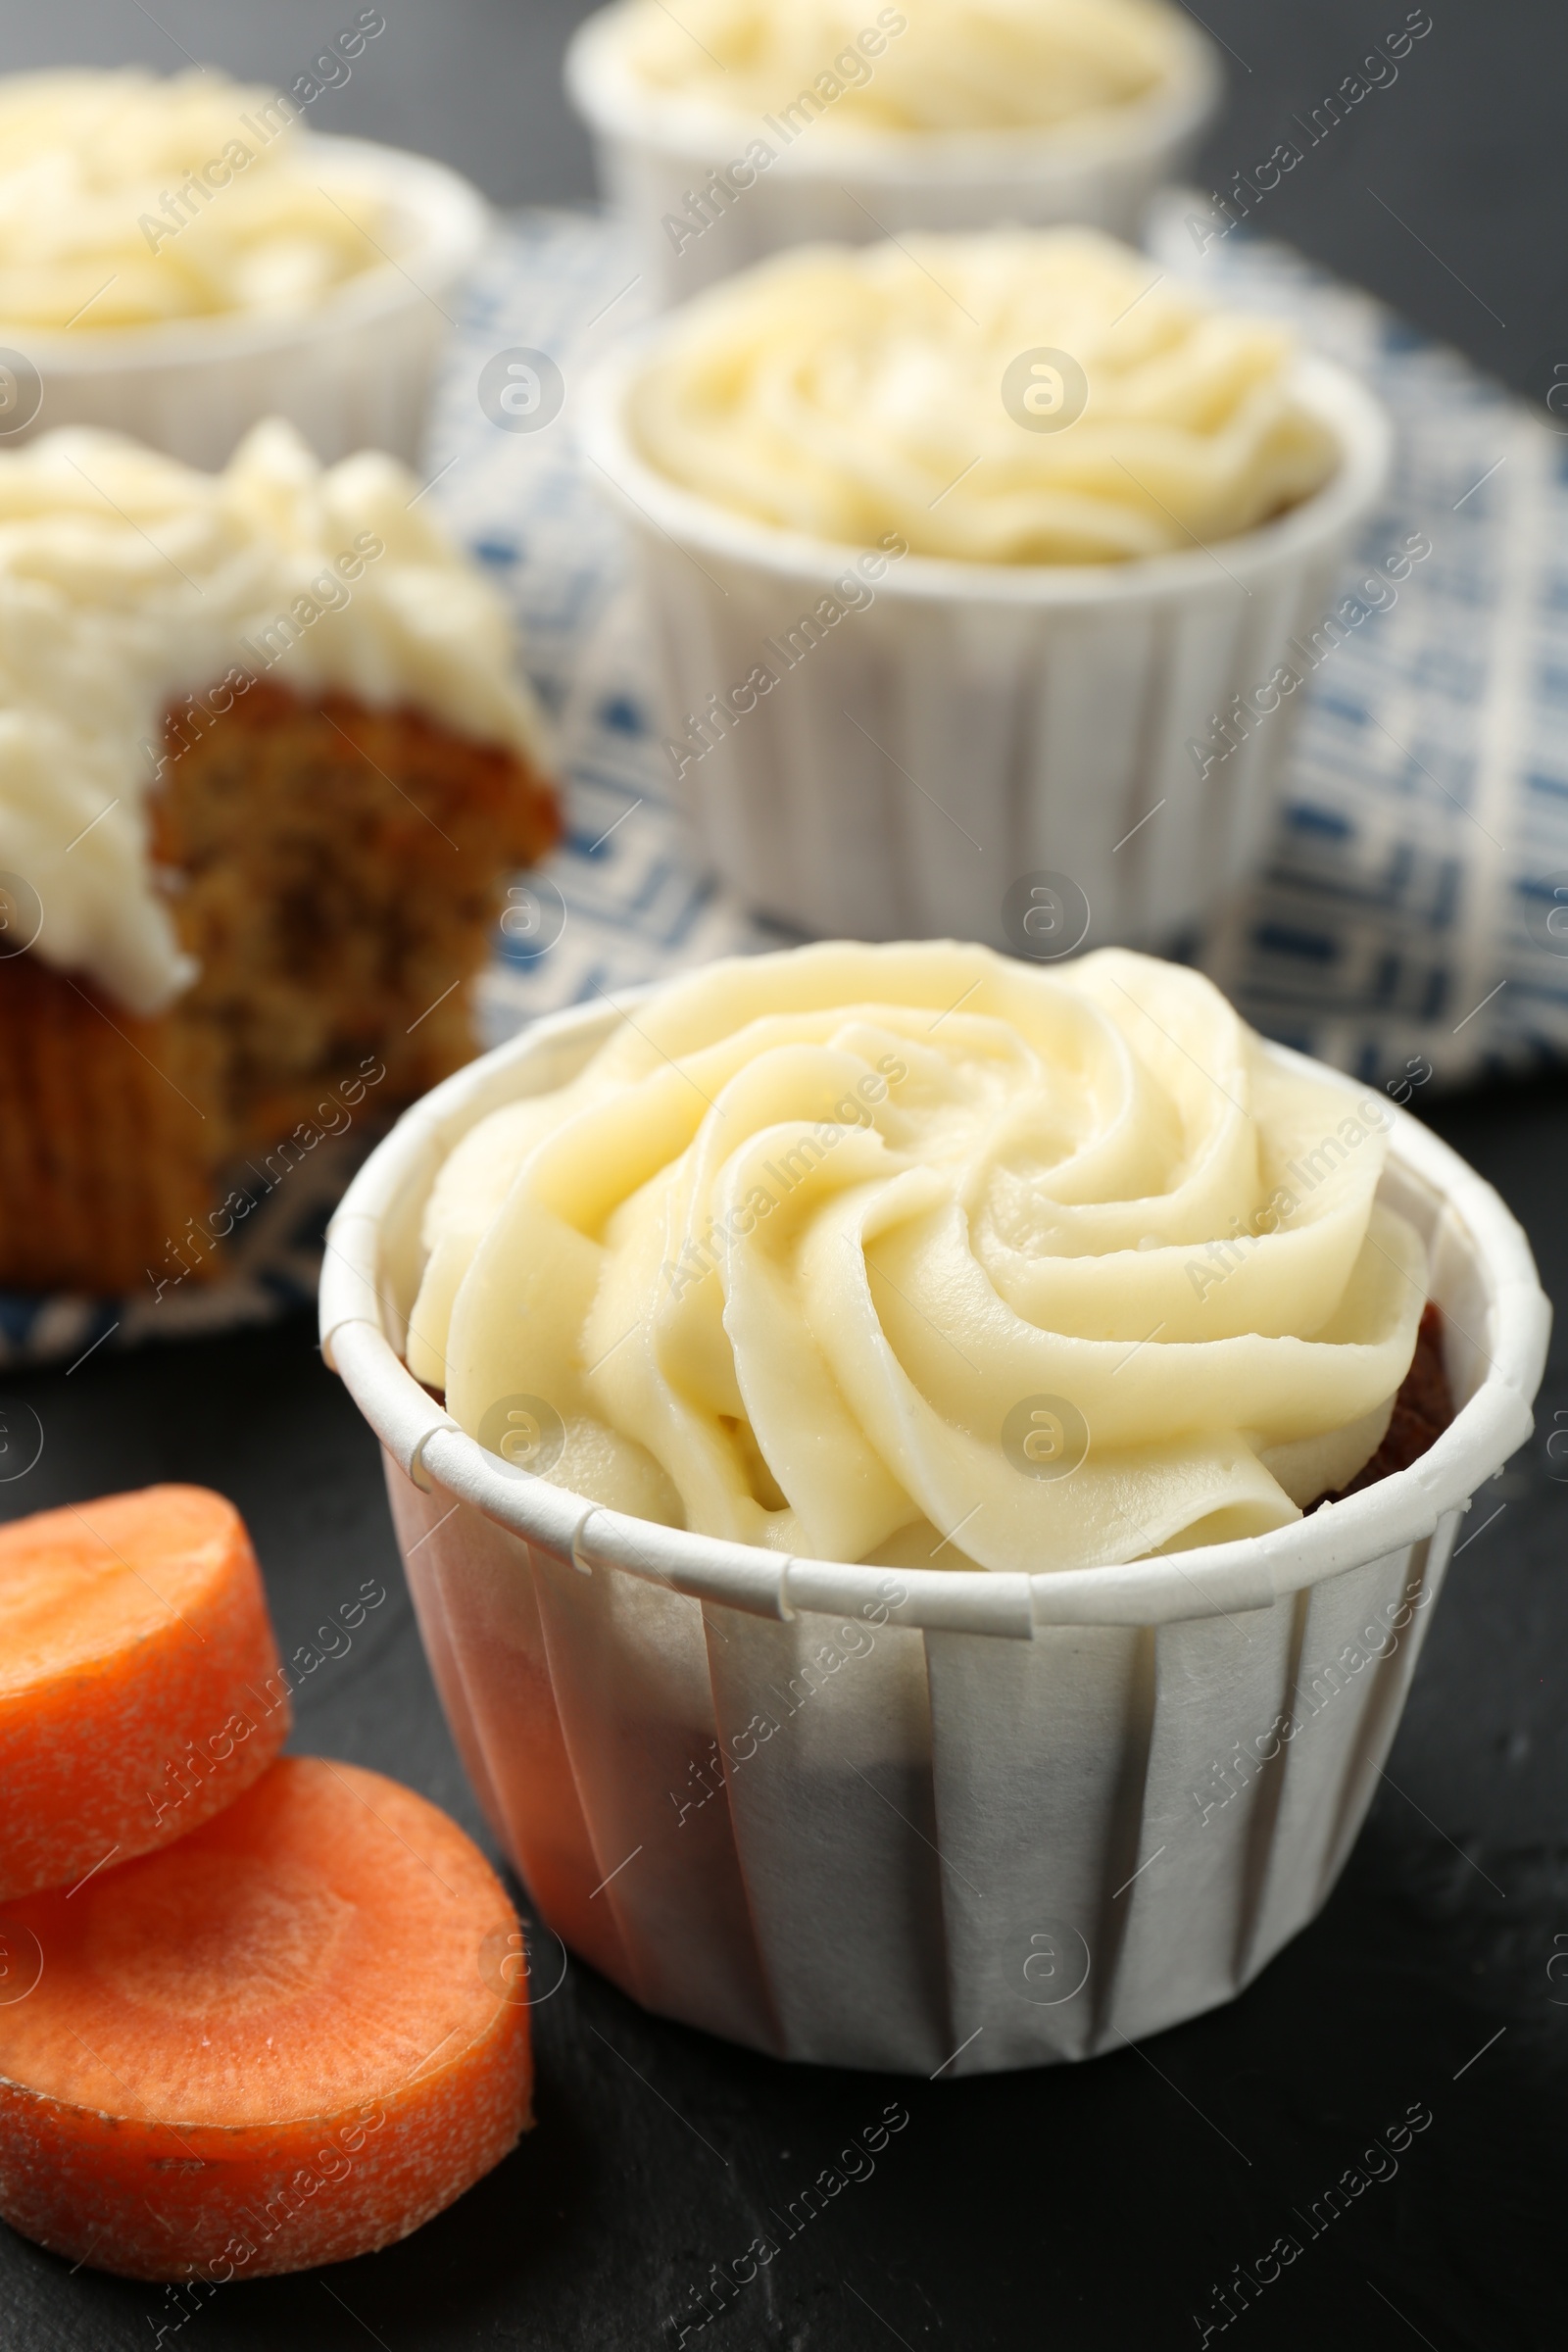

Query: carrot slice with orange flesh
(0, 1756), (533, 2280)
(0, 1487), (291, 1902)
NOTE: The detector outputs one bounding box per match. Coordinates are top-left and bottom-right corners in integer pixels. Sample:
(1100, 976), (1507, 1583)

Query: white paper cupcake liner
(320, 995), (1548, 2074)
(2, 138), (488, 469)
(580, 348), (1393, 951)
(565, 4), (1223, 307)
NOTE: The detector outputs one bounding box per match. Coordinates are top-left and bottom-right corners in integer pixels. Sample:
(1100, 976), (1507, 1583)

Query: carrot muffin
(582, 221), (1386, 950)
(0, 419), (557, 1298)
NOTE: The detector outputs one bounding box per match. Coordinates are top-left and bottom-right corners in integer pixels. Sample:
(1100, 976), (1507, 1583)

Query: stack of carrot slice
(0, 1486), (531, 2281)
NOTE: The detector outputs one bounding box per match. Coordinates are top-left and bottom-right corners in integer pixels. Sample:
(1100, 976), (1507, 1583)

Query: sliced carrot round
(0, 1486), (291, 1902)
(0, 1756), (533, 2280)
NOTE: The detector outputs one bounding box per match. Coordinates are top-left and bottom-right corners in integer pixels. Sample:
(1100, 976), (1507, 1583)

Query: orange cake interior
(0, 683), (558, 1298)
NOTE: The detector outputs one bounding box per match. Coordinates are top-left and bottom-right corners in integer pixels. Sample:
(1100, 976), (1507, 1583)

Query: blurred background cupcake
(0, 66), (487, 465)
(0, 418), (557, 1298)
(566, 0), (1222, 306)
(584, 226), (1391, 951)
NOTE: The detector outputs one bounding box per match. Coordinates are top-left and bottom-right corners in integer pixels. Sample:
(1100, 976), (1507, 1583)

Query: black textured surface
(4, 6), (1568, 2347)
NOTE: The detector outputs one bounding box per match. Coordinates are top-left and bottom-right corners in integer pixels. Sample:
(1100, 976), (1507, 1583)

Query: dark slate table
(4, 5), (1567, 2347)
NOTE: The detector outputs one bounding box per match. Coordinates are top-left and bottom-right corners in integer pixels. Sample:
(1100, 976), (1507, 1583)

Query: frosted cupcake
(566, 0), (1222, 302)
(583, 229), (1392, 945)
(321, 941), (1546, 2070)
(0, 68), (487, 464)
(0, 419), (556, 1298)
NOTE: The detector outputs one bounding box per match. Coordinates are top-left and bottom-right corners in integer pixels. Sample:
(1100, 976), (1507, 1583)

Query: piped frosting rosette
(627, 230), (1339, 564)
(412, 944), (1426, 1574)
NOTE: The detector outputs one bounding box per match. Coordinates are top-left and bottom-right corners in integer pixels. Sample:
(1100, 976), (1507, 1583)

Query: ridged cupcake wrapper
(322, 998), (1548, 2073)
(648, 540), (1353, 947)
(565, 4), (1224, 307)
(384, 1470), (1454, 2069)
(7, 138), (487, 469)
(581, 350), (1394, 952)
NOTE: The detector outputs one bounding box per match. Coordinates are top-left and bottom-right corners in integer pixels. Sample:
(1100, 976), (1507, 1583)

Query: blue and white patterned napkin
(5, 198), (1564, 1369)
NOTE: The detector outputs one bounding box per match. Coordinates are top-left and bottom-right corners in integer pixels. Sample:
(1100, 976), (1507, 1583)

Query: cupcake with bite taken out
(0, 417), (557, 1300)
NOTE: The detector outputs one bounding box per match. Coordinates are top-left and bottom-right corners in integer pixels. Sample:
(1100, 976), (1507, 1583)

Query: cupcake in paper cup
(321, 942), (1547, 2072)
(0, 66), (487, 466)
(565, 0), (1222, 306)
(581, 227), (1393, 950)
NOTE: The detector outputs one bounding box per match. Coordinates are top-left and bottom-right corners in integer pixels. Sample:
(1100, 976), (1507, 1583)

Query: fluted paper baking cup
(580, 347), (1393, 950)
(320, 994), (1548, 2074)
(565, 4), (1223, 308)
(1, 138), (488, 468)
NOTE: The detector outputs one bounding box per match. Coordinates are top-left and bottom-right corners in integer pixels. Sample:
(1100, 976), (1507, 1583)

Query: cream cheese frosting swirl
(628, 231), (1341, 564)
(605, 0), (1179, 138)
(0, 69), (395, 327)
(412, 944), (1427, 1574)
(0, 420), (547, 1015)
